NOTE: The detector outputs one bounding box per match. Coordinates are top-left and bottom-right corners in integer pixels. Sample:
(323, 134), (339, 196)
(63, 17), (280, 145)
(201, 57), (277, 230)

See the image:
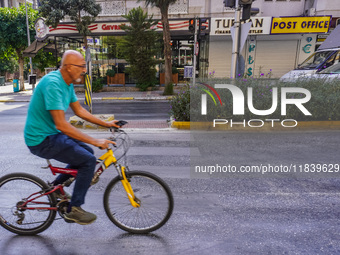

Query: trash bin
(13, 79), (19, 92)
(0, 76), (5, 86)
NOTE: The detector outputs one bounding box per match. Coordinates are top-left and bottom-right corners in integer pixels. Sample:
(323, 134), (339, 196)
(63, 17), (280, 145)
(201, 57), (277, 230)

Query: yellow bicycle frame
(98, 149), (140, 208)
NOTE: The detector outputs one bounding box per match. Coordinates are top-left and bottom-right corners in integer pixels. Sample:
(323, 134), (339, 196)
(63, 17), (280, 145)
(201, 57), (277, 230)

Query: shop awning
(318, 25), (340, 50)
(23, 40), (47, 57)
(43, 43), (57, 53)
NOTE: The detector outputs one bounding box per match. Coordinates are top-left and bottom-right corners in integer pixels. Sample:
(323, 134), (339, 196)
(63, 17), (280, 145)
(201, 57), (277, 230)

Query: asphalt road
(1, 102), (340, 255)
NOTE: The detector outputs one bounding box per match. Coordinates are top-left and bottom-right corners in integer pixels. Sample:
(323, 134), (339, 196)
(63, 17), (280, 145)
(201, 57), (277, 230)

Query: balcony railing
(169, 0), (188, 15)
(97, 0), (126, 16)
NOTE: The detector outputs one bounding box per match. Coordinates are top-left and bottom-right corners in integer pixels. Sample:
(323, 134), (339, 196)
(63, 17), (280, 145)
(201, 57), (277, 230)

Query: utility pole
(193, 17), (198, 86)
(25, 0), (34, 91)
(231, 0), (241, 80)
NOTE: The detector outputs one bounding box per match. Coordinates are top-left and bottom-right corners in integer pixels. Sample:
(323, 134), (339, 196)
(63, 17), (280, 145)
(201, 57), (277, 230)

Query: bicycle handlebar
(107, 120), (130, 157)
(109, 120), (128, 134)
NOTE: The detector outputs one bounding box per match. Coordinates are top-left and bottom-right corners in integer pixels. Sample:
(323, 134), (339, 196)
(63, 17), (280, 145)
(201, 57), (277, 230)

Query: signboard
(271, 16), (331, 34)
(46, 19), (209, 37)
(184, 66), (193, 78)
(210, 17), (272, 35)
(35, 18), (48, 40)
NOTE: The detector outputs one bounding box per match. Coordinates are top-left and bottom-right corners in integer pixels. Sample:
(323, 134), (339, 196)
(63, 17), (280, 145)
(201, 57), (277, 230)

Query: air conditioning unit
(308, 8), (316, 16)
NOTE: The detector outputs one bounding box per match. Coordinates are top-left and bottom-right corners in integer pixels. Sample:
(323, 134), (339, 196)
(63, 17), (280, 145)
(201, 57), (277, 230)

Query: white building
(32, 0), (340, 79)
(0, 0), (34, 8)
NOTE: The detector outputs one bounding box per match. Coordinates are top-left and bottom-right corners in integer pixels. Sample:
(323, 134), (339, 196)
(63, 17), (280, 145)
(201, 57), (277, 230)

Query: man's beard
(75, 77), (82, 83)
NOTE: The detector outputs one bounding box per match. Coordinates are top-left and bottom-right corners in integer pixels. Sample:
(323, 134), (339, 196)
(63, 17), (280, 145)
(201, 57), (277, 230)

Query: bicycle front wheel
(0, 173), (57, 235)
(104, 171), (174, 234)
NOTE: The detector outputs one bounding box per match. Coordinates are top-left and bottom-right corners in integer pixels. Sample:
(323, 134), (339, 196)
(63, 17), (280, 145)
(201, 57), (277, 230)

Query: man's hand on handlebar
(107, 120), (128, 129)
(95, 139), (116, 150)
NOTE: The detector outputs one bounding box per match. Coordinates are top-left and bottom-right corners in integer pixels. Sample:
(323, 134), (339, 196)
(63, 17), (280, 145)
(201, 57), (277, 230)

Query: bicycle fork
(120, 166), (140, 208)
(95, 149), (140, 208)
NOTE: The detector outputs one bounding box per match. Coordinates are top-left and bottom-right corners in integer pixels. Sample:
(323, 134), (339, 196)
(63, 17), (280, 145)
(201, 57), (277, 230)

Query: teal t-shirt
(24, 70), (78, 146)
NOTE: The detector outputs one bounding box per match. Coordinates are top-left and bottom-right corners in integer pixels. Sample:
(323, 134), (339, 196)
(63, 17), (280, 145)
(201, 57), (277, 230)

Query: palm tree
(140, 0), (176, 95)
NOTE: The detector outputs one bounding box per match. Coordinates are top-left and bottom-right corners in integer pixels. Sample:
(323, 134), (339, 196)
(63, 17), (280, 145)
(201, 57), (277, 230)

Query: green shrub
(92, 78), (104, 92)
(168, 78), (340, 122)
(163, 82), (174, 95)
(172, 66), (179, 74)
(106, 69), (115, 77)
(169, 84), (190, 121)
(188, 78), (340, 122)
(137, 80), (156, 91)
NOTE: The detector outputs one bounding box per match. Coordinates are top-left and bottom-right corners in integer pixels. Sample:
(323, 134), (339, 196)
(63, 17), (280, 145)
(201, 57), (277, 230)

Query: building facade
(35, 0), (340, 80)
(0, 0), (34, 8)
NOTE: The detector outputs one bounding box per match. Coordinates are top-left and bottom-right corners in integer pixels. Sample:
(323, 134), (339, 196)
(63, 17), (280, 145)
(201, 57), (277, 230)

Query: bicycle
(0, 123), (174, 235)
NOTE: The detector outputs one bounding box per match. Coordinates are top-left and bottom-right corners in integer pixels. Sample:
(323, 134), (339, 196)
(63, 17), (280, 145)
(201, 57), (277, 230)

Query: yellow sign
(271, 16), (331, 34)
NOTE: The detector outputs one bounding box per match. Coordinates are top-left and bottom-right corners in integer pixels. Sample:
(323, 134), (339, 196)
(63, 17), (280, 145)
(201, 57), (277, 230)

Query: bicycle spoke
(0, 173), (56, 235)
(104, 171), (173, 233)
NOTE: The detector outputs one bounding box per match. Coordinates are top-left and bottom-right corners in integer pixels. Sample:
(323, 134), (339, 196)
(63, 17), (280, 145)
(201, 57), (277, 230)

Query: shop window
(97, 0), (126, 16)
(169, 0), (188, 14)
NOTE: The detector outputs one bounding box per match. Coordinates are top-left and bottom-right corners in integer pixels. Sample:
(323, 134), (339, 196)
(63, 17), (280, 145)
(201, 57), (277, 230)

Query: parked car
(280, 25), (340, 83)
(309, 62), (340, 81)
(280, 48), (340, 82)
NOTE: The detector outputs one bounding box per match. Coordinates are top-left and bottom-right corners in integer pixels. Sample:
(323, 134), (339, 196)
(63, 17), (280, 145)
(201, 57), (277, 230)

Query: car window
(297, 51), (335, 70)
(320, 62), (340, 74)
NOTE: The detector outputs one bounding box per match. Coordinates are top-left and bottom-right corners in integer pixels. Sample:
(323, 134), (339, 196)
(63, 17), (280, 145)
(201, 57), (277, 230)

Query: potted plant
(106, 69), (116, 84)
(160, 66), (179, 86)
(172, 66), (179, 85)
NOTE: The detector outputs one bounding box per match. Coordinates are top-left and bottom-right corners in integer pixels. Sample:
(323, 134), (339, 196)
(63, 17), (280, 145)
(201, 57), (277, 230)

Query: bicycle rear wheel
(0, 173), (57, 235)
(104, 171), (174, 234)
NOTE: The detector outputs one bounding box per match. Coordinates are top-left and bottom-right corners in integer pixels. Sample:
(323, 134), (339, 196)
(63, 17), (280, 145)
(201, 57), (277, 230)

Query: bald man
(24, 50), (119, 225)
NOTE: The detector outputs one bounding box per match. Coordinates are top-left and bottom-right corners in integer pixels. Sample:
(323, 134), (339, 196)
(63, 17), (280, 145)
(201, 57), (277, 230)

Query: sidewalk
(0, 81), (181, 102)
(0, 81), (178, 130)
(0, 82), (33, 102)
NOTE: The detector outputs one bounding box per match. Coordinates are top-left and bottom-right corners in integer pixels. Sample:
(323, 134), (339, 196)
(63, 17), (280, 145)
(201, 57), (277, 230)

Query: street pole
(25, 0), (34, 91)
(231, 0), (241, 80)
(193, 17), (197, 86)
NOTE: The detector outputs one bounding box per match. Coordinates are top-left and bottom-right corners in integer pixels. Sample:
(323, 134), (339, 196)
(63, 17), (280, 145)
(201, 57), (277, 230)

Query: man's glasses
(65, 64), (87, 68)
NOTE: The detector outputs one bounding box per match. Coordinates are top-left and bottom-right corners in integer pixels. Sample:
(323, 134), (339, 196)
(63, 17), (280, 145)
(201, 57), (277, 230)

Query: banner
(271, 16), (331, 34)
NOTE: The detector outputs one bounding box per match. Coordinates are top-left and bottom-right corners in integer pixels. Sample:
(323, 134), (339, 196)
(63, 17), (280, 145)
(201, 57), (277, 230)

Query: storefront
(31, 18), (210, 83)
(29, 15), (333, 81)
(209, 16), (331, 78)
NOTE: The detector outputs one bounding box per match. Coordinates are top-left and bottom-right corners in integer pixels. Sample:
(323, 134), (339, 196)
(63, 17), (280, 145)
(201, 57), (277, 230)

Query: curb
(171, 121), (191, 130)
(172, 121), (340, 131)
(74, 96), (173, 101)
(101, 97), (134, 100)
(0, 99), (31, 102)
(0, 96), (173, 103)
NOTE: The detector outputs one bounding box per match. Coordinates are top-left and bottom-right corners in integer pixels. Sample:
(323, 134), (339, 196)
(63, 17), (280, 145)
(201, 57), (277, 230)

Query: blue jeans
(28, 133), (96, 207)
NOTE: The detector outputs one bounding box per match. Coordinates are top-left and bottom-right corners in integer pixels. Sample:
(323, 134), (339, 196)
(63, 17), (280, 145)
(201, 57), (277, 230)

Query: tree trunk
(161, 11), (172, 87)
(84, 35), (88, 49)
(17, 53), (25, 91)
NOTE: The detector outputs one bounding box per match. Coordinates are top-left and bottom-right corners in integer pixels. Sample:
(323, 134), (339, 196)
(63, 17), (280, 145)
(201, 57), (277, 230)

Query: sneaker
(64, 206), (97, 225)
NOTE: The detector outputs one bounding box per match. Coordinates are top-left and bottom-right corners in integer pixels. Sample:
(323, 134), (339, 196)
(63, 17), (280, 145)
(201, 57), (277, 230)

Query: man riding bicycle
(24, 50), (119, 225)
